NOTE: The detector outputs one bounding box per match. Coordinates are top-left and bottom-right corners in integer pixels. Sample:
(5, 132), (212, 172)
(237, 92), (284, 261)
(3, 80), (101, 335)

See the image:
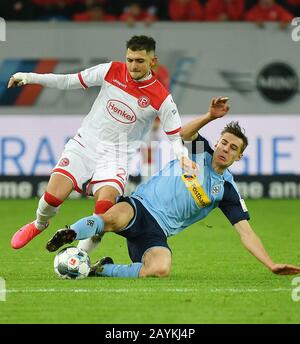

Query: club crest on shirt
(138, 96), (150, 108)
(211, 184), (221, 195)
(58, 158), (69, 167)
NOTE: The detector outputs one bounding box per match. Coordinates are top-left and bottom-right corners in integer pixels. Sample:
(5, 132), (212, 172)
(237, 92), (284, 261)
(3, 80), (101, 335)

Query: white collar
(136, 72), (152, 82)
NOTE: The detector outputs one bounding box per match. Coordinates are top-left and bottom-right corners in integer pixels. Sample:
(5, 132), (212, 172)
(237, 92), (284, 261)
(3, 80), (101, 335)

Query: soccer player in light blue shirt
(46, 97), (300, 278)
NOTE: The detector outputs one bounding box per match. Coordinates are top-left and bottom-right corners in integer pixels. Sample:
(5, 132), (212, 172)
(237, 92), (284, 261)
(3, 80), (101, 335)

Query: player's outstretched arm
(234, 220), (300, 275)
(180, 96), (230, 141)
(7, 72), (84, 90)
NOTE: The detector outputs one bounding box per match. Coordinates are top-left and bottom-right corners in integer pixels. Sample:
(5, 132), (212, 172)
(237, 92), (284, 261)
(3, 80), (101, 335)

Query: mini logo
(256, 62), (299, 103)
(87, 220), (95, 227)
(59, 158), (69, 167)
(212, 185), (221, 194)
(106, 100), (136, 124)
(138, 96), (150, 108)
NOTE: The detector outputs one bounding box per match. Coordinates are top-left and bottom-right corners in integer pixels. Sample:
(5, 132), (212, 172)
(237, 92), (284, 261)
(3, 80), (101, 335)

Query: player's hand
(271, 263), (300, 275)
(7, 72), (30, 88)
(208, 97), (229, 120)
(180, 156), (199, 175)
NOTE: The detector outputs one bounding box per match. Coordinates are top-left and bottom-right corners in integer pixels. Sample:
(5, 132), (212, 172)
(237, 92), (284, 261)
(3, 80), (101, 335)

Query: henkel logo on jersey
(106, 100), (136, 124)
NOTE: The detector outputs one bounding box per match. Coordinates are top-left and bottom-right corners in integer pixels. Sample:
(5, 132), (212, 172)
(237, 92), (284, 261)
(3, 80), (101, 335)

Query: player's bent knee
(101, 213), (114, 229)
(101, 213), (120, 232)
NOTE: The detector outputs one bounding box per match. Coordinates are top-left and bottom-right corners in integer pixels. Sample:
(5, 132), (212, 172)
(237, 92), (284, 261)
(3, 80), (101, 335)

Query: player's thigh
(94, 185), (121, 204)
(140, 247), (172, 277)
(89, 158), (129, 197)
(52, 141), (95, 197)
(102, 201), (135, 233)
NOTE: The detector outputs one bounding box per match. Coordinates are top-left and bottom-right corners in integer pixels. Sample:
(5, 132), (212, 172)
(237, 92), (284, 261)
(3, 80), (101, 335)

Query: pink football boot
(11, 222), (46, 249)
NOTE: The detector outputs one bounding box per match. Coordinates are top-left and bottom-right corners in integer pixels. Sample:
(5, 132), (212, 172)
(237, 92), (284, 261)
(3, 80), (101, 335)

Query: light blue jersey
(131, 135), (249, 237)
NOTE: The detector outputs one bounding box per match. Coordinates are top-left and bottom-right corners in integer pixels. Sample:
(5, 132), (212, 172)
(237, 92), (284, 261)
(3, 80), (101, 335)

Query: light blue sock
(98, 263), (142, 278)
(70, 215), (104, 240)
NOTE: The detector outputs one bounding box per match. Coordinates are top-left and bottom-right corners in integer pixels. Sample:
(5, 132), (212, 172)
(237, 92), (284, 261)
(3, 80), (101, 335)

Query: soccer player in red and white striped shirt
(8, 35), (197, 252)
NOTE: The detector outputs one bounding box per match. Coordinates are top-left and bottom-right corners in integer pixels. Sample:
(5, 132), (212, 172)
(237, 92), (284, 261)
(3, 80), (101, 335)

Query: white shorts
(52, 136), (128, 196)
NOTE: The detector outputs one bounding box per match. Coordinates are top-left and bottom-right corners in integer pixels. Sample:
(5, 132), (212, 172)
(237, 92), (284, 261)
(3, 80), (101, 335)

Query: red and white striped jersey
(76, 62), (182, 156)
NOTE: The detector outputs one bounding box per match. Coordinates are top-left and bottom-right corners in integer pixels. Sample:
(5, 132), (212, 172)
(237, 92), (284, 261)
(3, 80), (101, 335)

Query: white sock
(35, 195), (61, 230)
(77, 235), (103, 254)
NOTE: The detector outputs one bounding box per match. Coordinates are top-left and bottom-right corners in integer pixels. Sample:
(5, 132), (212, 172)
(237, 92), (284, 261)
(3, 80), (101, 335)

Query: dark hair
(221, 121), (248, 153)
(126, 35), (156, 53)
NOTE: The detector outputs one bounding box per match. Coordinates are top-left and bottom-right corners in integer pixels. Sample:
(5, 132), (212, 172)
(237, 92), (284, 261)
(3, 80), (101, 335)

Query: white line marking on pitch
(4, 287), (292, 294)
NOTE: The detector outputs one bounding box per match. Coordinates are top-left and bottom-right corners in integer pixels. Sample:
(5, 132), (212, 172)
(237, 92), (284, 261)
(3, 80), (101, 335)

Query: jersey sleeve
(78, 62), (112, 89)
(218, 181), (250, 225)
(158, 95), (190, 159)
(158, 94), (182, 137)
(190, 133), (214, 157)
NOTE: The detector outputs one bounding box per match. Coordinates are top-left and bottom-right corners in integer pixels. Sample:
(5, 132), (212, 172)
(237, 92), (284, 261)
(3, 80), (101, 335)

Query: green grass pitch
(1, 198), (300, 324)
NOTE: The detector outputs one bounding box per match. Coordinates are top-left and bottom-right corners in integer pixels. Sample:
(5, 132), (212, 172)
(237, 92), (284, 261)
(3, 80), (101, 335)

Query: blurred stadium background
(1, 0), (300, 324)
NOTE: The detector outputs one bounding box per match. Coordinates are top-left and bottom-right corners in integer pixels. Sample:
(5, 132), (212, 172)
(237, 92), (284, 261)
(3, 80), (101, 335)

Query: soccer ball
(53, 246), (91, 279)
